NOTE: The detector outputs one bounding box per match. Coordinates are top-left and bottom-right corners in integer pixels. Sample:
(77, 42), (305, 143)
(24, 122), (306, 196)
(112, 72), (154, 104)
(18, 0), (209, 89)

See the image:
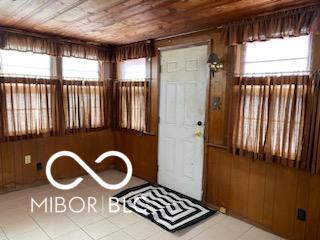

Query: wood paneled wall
(206, 147), (320, 239)
(0, 130), (116, 191)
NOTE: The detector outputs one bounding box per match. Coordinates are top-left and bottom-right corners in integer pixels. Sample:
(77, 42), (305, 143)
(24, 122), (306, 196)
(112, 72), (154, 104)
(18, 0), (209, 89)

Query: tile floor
(0, 170), (284, 240)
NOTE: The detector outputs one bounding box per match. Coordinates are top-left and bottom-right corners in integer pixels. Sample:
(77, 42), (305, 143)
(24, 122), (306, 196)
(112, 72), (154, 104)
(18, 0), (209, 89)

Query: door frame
(156, 41), (212, 202)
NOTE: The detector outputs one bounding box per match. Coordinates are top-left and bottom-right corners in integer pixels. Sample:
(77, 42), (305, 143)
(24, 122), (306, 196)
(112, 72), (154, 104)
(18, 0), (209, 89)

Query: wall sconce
(207, 53), (223, 77)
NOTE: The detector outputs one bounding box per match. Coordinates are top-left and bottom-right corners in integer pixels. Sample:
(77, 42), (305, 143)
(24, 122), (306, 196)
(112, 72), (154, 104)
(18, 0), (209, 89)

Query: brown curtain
(222, 5), (320, 45)
(113, 81), (150, 132)
(0, 31), (111, 61)
(60, 43), (111, 61)
(301, 71), (320, 173)
(63, 80), (111, 133)
(0, 32), (59, 56)
(113, 41), (154, 62)
(0, 77), (62, 141)
(228, 72), (320, 173)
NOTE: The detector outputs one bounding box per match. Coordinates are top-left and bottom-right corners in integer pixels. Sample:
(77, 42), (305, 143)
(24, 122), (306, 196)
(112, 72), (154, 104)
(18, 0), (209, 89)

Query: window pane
(63, 57), (99, 80)
(0, 50), (51, 77)
(118, 58), (146, 80)
(244, 36), (310, 75)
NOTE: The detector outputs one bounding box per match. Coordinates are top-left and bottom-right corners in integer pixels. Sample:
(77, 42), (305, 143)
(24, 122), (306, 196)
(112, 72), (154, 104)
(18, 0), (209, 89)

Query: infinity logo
(46, 151), (132, 190)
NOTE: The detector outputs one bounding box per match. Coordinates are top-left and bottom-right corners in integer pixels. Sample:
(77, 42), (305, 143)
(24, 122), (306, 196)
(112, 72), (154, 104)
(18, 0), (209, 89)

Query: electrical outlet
(36, 163), (42, 171)
(24, 155), (31, 165)
(297, 209), (306, 221)
(219, 207), (227, 214)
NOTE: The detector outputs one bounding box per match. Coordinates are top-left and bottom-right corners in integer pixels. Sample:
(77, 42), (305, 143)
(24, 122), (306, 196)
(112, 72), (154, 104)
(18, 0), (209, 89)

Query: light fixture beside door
(207, 53), (223, 110)
(207, 53), (223, 77)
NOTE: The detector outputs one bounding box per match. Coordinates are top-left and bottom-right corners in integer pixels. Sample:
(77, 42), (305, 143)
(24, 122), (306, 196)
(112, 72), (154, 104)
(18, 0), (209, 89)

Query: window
(0, 50), (51, 77)
(231, 36), (314, 160)
(0, 49), (107, 139)
(62, 57), (99, 80)
(118, 58), (147, 80)
(0, 50), (54, 137)
(115, 58), (149, 132)
(62, 57), (103, 130)
(243, 35), (311, 76)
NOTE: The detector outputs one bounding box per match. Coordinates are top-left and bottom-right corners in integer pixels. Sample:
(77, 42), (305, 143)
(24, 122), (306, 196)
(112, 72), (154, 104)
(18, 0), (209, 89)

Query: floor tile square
(82, 219), (119, 240)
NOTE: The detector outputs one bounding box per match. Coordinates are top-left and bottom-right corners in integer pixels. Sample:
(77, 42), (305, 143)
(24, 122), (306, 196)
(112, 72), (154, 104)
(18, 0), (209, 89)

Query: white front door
(158, 45), (208, 200)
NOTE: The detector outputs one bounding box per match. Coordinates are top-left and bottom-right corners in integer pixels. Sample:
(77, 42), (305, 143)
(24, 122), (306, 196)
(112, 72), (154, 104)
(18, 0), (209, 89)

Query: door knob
(197, 121), (203, 126)
(194, 131), (203, 137)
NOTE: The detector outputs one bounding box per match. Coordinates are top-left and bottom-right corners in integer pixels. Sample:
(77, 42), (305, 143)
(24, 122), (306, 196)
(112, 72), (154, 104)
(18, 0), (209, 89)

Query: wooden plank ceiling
(0, 0), (317, 45)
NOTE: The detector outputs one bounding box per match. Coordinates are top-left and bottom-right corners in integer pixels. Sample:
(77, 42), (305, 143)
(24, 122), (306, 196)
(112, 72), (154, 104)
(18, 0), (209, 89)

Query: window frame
(0, 50), (109, 137)
(239, 35), (313, 76)
(0, 49), (54, 78)
(117, 57), (149, 81)
(232, 35), (316, 159)
(61, 56), (100, 81)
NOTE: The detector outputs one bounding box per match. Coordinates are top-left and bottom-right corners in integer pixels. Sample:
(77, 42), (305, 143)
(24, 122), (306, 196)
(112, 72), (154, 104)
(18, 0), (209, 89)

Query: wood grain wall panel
(272, 167), (299, 238)
(0, 147), (2, 188)
(51, 134), (83, 179)
(229, 155), (250, 217)
(36, 137), (57, 181)
(113, 131), (157, 183)
(0, 129), (115, 192)
(247, 160), (266, 224)
(218, 150), (232, 208)
(292, 171), (311, 240)
(208, 33), (228, 145)
(12, 141), (23, 186)
(261, 163), (277, 229)
(205, 147), (320, 239)
(304, 176), (320, 239)
(206, 148), (233, 208)
(0, 142), (16, 189)
(205, 148), (220, 206)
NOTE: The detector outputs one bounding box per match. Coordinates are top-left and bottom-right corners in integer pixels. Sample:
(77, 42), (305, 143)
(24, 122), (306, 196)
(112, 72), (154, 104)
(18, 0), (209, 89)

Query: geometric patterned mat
(113, 183), (216, 232)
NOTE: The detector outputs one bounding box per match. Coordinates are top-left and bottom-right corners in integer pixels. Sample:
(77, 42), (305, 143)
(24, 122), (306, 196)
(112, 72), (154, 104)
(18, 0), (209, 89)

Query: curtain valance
(0, 31), (111, 61)
(222, 5), (320, 45)
(113, 41), (154, 62)
(60, 43), (111, 61)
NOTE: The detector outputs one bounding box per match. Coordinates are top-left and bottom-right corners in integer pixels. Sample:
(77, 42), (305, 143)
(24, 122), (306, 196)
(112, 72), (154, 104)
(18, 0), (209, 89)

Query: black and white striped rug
(113, 183), (216, 232)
